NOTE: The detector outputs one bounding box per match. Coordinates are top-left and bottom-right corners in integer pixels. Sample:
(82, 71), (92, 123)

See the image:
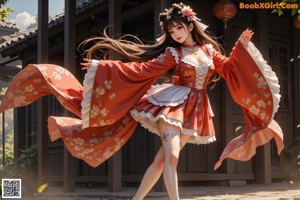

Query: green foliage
(18, 142), (38, 172)
(0, 0), (14, 22)
(0, 132), (37, 179)
(0, 89), (37, 178)
(0, 92), (14, 172)
(284, 135), (300, 182)
(272, 0), (300, 17)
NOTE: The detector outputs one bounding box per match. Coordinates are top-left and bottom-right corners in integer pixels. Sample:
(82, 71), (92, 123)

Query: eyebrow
(168, 24), (180, 31)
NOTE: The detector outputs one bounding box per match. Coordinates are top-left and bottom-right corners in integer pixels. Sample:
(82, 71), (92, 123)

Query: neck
(182, 41), (197, 48)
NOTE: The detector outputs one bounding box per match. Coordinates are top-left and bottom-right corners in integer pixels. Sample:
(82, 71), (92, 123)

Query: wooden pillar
(253, 10), (271, 185)
(14, 60), (27, 161)
(153, 0), (171, 192)
(107, 0), (122, 192)
(220, 19), (235, 174)
(37, 0), (49, 187)
(292, 16), (300, 147)
(63, 0), (77, 192)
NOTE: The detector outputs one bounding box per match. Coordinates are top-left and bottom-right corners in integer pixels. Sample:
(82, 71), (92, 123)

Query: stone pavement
(19, 182), (300, 200)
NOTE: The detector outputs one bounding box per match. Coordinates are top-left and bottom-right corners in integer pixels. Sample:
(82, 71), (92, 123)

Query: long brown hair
(80, 3), (222, 86)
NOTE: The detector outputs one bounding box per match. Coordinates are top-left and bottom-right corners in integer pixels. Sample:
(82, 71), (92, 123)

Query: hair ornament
(181, 6), (196, 21)
(181, 5), (208, 31)
(156, 4), (209, 42)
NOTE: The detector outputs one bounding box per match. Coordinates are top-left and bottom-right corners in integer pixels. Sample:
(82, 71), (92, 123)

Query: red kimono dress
(0, 40), (283, 169)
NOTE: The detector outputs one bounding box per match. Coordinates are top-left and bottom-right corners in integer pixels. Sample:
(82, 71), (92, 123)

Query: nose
(173, 31), (179, 37)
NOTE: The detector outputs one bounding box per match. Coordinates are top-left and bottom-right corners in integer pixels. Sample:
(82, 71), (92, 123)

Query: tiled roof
(0, 0), (105, 53)
(0, 21), (18, 30)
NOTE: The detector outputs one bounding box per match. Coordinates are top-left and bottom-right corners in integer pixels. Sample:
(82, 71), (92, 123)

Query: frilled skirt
(130, 84), (216, 144)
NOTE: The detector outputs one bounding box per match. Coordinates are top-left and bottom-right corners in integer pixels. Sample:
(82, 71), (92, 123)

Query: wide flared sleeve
(0, 48), (178, 168)
(0, 64), (83, 117)
(211, 40), (284, 170)
(0, 63), (140, 167)
(81, 47), (178, 128)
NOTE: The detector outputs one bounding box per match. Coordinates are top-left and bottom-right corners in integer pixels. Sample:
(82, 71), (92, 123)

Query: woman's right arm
(81, 47), (178, 78)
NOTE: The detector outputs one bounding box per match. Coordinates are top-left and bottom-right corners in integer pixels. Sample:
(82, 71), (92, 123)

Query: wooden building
(0, 0), (299, 192)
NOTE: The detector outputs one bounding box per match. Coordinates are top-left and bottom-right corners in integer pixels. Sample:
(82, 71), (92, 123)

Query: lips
(177, 37), (182, 41)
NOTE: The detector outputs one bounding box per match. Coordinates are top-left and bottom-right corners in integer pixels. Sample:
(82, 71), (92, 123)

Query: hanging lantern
(213, 0), (237, 29)
(293, 15), (300, 30)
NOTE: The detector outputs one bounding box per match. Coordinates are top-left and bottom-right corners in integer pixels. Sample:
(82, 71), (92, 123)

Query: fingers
(243, 28), (254, 38)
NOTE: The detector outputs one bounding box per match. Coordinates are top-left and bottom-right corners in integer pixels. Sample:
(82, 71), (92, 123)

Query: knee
(165, 151), (179, 167)
(153, 156), (164, 170)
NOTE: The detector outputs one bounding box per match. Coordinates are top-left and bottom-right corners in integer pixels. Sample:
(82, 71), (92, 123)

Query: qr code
(1, 179), (21, 198)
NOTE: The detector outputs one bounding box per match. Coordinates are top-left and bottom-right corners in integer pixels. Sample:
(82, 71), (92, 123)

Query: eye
(177, 26), (183, 30)
(169, 30), (174, 35)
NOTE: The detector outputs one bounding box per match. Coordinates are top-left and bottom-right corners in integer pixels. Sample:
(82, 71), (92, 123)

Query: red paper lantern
(294, 15), (300, 30)
(213, 0), (237, 29)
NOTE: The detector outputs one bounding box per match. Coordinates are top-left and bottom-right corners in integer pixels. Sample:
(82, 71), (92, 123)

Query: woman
(0, 3), (283, 200)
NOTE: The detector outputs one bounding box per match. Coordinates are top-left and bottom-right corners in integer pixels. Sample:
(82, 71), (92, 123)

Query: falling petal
(37, 183), (48, 193)
(290, 58), (294, 62)
(297, 124), (300, 128)
(235, 126), (242, 133)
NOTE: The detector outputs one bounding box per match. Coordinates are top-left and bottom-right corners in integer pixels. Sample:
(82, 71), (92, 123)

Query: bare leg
(133, 146), (164, 200)
(158, 119), (181, 200)
(133, 122), (190, 200)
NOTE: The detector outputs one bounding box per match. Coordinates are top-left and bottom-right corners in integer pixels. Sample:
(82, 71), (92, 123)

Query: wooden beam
(63, 0), (77, 192)
(253, 10), (271, 185)
(122, 173), (255, 182)
(122, 1), (153, 22)
(107, 0), (122, 192)
(37, 0), (49, 187)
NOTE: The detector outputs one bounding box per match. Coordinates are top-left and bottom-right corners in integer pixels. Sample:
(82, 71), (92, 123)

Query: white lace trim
(242, 40), (281, 123)
(147, 84), (191, 107)
(206, 44), (214, 58)
(130, 109), (216, 144)
(167, 47), (179, 64)
(81, 59), (99, 129)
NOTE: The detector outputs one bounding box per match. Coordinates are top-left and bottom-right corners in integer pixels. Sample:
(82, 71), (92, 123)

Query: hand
(80, 58), (92, 70)
(239, 28), (254, 47)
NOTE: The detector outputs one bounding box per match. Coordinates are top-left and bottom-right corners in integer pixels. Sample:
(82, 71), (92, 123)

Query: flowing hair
(80, 3), (222, 87)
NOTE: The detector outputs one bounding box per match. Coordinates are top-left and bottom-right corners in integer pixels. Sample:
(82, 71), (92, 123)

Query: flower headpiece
(180, 5), (208, 31)
(181, 6), (196, 21)
(156, 4), (209, 42)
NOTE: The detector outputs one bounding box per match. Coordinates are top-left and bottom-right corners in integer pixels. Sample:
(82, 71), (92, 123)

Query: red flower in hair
(181, 6), (196, 21)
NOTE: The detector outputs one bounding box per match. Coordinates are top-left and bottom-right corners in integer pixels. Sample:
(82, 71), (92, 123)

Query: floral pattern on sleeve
(48, 114), (137, 167)
(0, 64), (83, 117)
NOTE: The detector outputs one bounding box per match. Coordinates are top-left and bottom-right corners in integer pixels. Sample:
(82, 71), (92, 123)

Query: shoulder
(204, 43), (214, 57)
(164, 47), (180, 64)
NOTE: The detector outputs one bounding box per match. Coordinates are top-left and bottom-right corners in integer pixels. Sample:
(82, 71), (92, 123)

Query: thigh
(179, 133), (190, 150)
(158, 119), (181, 153)
(157, 118), (191, 149)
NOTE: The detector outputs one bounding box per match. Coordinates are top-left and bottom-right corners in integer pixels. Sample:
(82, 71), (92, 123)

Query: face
(168, 22), (193, 44)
